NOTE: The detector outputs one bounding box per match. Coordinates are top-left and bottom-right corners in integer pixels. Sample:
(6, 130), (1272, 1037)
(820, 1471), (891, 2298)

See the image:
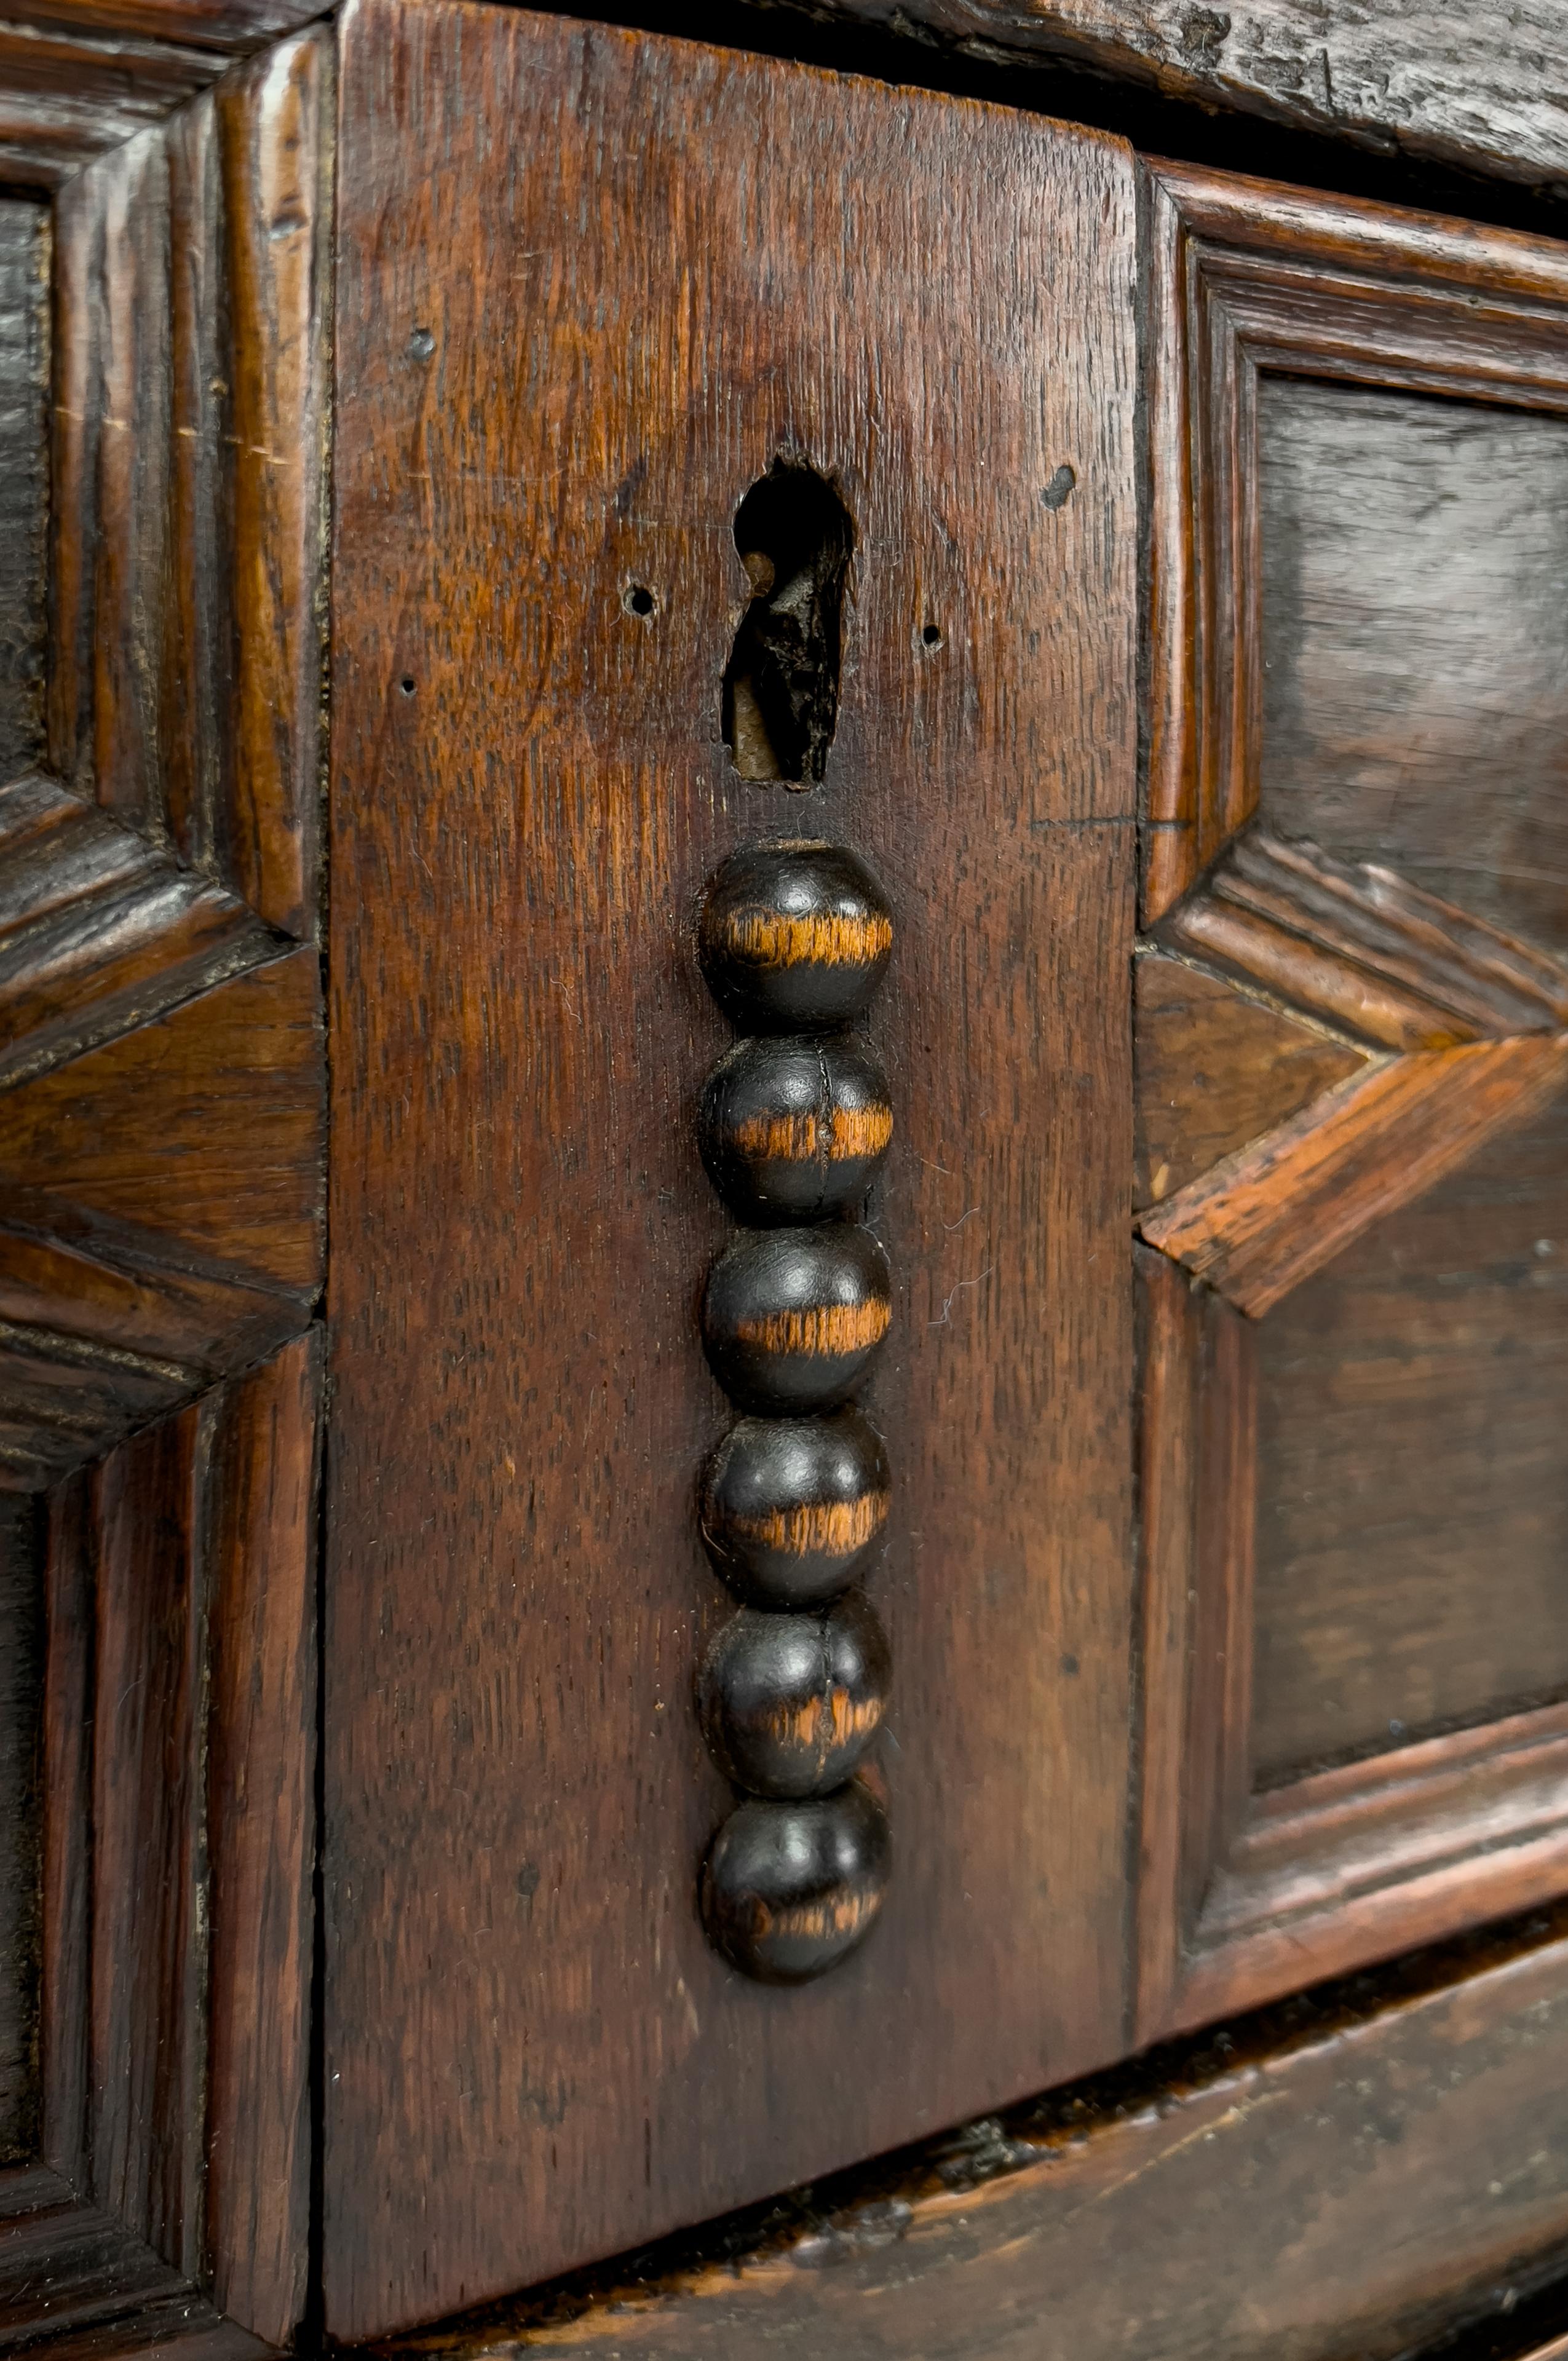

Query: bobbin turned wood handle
(692, 839), (896, 1985)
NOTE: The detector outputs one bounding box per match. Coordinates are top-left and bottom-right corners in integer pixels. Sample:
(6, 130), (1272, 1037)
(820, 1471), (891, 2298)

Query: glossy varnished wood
(326, 1), (1136, 2328)
(371, 1909), (1568, 2361)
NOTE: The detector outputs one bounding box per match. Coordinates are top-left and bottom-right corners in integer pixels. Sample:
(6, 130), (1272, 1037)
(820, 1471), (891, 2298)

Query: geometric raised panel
(1136, 157), (1568, 2044)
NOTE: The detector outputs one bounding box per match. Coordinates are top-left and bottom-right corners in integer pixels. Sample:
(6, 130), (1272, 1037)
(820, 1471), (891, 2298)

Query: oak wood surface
(49, 28), (331, 936)
(1253, 1086), (1568, 1782)
(371, 1907), (1568, 2361)
(814, 1), (1568, 197)
(0, 1497), (40, 2167)
(326, 1), (1136, 2330)
(0, 202), (46, 777)
(1132, 948), (1366, 1210)
(1139, 157), (1568, 924)
(1259, 379), (1568, 961)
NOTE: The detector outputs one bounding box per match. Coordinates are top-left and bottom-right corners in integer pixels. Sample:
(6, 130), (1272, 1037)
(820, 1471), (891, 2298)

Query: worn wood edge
(362, 1903), (1568, 2360)
(807, 2), (1568, 201)
(44, 22), (333, 933)
(1208, 1703), (1568, 1946)
(205, 1332), (319, 2346)
(1136, 1037), (1568, 1316)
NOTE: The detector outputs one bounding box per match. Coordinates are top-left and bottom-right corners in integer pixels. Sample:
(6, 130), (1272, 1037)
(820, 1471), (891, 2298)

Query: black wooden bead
(702, 1225), (891, 1414)
(699, 1033), (892, 1225)
(700, 1781), (891, 1983)
(700, 1409), (890, 1607)
(699, 1591), (890, 1799)
(699, 840), (892, 1032)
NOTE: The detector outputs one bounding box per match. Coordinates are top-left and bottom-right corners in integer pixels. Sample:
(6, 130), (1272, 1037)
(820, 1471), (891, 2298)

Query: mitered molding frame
(0, 22), (331, 2356)
(1135, 160), (1568, 2044)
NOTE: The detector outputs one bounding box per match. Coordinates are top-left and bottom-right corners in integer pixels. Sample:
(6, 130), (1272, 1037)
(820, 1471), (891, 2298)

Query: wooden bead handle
(694, 839), (895, 1983)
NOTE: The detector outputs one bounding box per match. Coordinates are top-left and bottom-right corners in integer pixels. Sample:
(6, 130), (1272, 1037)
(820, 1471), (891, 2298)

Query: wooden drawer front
(1134, 164), (1568, 2038)
(325, 4), (1137, 2333)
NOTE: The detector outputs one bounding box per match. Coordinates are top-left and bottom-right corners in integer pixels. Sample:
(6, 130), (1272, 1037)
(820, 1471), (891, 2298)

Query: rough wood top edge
(363, 1901), (1568, 2360)
(815, 1), (1568, 204)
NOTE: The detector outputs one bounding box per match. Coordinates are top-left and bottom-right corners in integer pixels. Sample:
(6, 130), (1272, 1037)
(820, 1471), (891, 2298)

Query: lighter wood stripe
(732, 1104), (893, 1163)
(724, 910), (892, 970)
(729, 1492), (889, 1560)
(734, 1300), (891, 1358)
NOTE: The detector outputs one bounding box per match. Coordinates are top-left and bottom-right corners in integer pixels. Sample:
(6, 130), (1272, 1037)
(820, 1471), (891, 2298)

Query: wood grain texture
(1253, 1085), (1568, 1782)
(0, 201), (46, 775)
(327, 2), (1136, 2331)
(0, 2166), (272, 2359)
(1, 948), (324, 1289)
(205, 1334), (319, 2347)
(1259, 380), (1568, 962)
(47, 28), (331, 935)
(0, 773), (272, 1093)
(25, 1342), (319, 2340)
(0, 1495), (41, 2167)
(814, 1), (1568, 197)
(90, 1406), (211, 2277)
(1140, 157), (1568, 922)
(39, 1476), (92, 2194)
(1139, 1036), (1568, 1317)
(1136, 1241), (1568, 2042)
(1133, 948), (1366, 1209)
(369, 1908), (1568, 2361)
(0, 1), (327, 186)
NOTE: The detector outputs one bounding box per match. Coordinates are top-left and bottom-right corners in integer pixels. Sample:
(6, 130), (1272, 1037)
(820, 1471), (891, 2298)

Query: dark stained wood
(1139, 1037), (1568, 1318)
(1161, 832), (1568, 1051)
(1140, 159), (1568, 923)
(0, 202), (46, 777)
(0, 1497), (41, 2166)
(370, 1907), (1568, 2361)
(47, 28), (331, 935)
(1132, 949), (1366, 1209)
(327, 1), (1137, 2330)
(0, 2165), (273, 2358)
(1253, 1086), (1568, 1782)
(0, 1), (328, 188)
(90, 1406), (210, 2277)
(818, 0), (1568, 199)
(1259, 380), (1568, 962)
(217, 28), (331, 937)
(39, 1477), (92, 2193)
(0, 774), (272, 1093)
(1, 949), (324, 1289)
(205, 1334), (319, 2347)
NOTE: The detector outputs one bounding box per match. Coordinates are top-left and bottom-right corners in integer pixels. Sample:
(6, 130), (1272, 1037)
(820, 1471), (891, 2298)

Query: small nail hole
(399, 676), (416, 695)
(624, 583), (656, 619)
(921, 622), (943, 649)
(1041, 464), (1076, 512)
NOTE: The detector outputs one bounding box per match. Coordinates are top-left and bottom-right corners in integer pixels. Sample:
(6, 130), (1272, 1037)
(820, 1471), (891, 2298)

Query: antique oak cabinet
(6, 1), (1568, 2355)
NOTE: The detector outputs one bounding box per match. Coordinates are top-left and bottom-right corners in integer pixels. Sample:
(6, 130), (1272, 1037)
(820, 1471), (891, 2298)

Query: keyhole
(722, 459), (853, 788)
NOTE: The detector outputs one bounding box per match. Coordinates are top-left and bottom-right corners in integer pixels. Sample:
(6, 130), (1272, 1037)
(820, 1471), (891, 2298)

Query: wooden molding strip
(1138, 1035), (1568, 1317)
(364, 1906), (1568, 2361)
(0, 1), (328, 184)
(49, 23), (331, 936)
(1160, 831), (1568, 1051)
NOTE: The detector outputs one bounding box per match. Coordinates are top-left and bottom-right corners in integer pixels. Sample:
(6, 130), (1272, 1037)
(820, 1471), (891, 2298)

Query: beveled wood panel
(0, 200), (46, 774)
(49, 26), (331, 935)
(327, 1), (1136, 2331)
(0, 1497), (40, 2166)
(1259, 379), (1568, 959)
(370, 1907), (1568, 2361)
